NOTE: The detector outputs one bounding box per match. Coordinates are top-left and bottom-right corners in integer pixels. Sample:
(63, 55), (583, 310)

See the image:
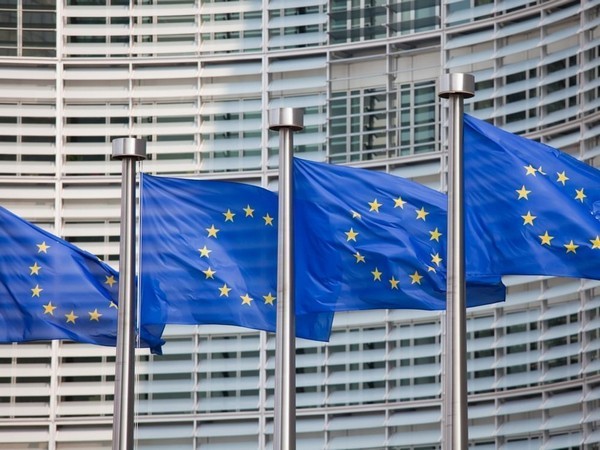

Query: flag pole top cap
(269, 108), (304, 131)
(111, 137), (147, 160)
(438, 73), (475, 99)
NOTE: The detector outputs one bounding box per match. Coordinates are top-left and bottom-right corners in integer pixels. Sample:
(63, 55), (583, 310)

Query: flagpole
(269, 108), (303, 450)
(111, 137), (146, 450)
(438, 73), (474, 450)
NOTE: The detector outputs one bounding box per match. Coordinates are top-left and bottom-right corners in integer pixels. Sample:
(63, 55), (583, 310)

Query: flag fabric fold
(139, 174), (334, 342)
(0, 206), (164, 353)
(464, 114), (600, 281)
(293, 157), (506, 314)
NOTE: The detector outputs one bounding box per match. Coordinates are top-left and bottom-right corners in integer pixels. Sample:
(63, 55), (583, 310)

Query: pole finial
(439, 73), (475, 99)
(269, 108), (304, 132)
(112, 138), (147, 160)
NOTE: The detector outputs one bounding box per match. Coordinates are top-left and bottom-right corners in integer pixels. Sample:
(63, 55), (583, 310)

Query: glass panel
(23, 11), (56, 29)
(0, 12), (17, 28)
(22, 30), (55, 46)
(23, 0), (55, 10)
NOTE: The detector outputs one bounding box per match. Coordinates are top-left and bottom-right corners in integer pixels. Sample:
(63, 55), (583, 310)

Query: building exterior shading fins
(0, 0), (598, 448)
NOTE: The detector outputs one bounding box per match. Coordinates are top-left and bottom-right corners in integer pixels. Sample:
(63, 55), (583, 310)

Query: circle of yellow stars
(197, 204), (277, 307)
(30, 240), (117, 325)
(343, 195), (443, 292)
(516, 164), (599, 254)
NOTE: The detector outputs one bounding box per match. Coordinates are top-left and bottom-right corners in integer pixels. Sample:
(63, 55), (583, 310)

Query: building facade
(0, 0), (599, 448)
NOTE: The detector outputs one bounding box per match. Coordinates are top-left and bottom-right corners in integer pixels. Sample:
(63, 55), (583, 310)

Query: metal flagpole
(111, 138), (147, 450)
(438, 73), (474, 450)
(269, 108), (303, 450)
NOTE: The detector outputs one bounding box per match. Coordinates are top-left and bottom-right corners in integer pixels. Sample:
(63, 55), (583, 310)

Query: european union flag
(464, 114), (600, 280)
(0, 206), (164, 353)
(293, 158), (506, 314)
(139, 174), (334, 342)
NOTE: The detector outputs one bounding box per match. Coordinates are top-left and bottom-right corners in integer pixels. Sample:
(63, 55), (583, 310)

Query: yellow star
(524, 164), (537, 176)
(389, 276), (399, 290)
(427, 266), (437, 273)
(263, 213), (274, 226)
(353, 251), (365, 263)
(223, 209), (235, 222)
(416, 207), (429, 221)
(218, 284), (231, 297)
(591, 236), (600, 249)
(198, 245), (211, 258)
(29, 262), (41, 275)
(351, 210), (362, 219)
(564, 240), (579, 254)
(393, 196), (406, 209)
(521, 211), (537, 226)
(516, 185), (531, 200)
(368, 199), (382, 213)
(109, 301), (118, 309)
(537, 166), (546, 175)
(105, 275), (116, 287)
(409, 271), (423, 284)
(345, 228), (359, 242)
(371, 267), (382, 281)
(263, 293), (276, 305)
(31, 284), (43, 297)
(431, 253), (442, 267)
(539, 231), (554, 246)
(202, 267), (216, 279)
(88, 309), (102, 321)
(243, 205), (254, 217)
(36, 241), (50, 253)
(429, 228), (442, 242)
(65, 311), (78, 324)
(240, 294), (253, 305)
(43, 302), (56, 315)
(575, 188), (586, 202)
(556, 171), (569, 185)
(206, 224), (220, 238)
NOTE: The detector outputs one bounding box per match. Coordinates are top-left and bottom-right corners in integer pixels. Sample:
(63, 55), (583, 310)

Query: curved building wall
(0, 0), (598, 448)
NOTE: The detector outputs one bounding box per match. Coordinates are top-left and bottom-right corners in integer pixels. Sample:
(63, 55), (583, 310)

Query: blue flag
(464, 114), (600, 280)
(139, 174), (334, 342)
(0, 206), (164, 353)
(293, 157), (506, 314)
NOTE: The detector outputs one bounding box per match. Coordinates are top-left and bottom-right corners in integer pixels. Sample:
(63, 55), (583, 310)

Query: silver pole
(438, 73), (474, 450)
(111, 138), (146, 450)
(269, 108), (303, 450)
